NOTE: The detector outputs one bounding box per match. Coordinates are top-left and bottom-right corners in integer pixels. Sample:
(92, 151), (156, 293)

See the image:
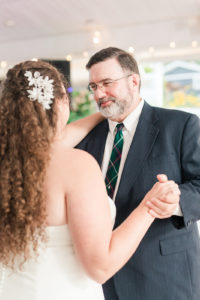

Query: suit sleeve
(179, 114), (200, 228)
(75, 136), (89, 151)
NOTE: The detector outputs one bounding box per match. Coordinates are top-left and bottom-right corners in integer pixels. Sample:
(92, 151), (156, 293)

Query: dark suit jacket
(76, 101), (200, 300)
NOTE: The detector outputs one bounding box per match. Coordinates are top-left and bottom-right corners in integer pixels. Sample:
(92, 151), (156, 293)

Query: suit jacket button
(187, 220), (193, 227)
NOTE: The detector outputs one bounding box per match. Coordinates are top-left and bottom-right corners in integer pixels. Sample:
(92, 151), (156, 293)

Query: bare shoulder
(50, 141), (99, 172)
(66, 148), (98, 166)
(60, 148), (102, 194)
(60, 148), (100, 178)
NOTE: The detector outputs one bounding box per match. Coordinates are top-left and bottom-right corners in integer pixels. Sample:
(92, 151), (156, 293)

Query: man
(77, 47), (200, 300)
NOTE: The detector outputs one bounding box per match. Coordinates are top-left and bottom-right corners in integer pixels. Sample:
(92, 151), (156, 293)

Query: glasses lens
(88, 83), (96, 93)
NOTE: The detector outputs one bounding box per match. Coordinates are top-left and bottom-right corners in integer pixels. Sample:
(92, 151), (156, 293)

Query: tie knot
(116, 123), (124, 132)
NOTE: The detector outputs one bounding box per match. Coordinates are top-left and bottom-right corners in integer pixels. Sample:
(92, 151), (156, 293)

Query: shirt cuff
(173, 204), (183, 216)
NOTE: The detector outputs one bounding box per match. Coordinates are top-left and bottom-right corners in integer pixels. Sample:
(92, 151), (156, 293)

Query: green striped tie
(105, 123), (124, 198)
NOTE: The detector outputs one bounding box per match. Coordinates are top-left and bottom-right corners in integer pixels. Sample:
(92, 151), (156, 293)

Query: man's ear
(131, 73), (140, 88)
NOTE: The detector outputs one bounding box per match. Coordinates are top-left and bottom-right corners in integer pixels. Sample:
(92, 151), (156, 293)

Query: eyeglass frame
(87, 73), (133, 93)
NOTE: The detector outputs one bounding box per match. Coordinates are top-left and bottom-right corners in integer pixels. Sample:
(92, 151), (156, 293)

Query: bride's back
(44, 143), (77, 226)
(0, 143), (106, 300)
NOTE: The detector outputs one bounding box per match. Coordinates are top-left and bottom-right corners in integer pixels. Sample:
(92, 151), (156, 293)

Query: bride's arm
(64, 113), (104, 147)
(66, 152), (180, 284)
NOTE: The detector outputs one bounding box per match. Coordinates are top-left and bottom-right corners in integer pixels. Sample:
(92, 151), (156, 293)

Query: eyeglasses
(88, 74), (133, 93)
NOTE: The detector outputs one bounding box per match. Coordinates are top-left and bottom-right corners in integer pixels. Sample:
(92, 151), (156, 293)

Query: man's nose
(94, 87), (107, 101)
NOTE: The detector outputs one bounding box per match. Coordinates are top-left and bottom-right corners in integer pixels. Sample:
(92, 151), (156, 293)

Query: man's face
(88, 58), (140, 122)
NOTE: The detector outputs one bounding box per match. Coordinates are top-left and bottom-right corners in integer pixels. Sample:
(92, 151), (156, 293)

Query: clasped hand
(145, 174), (181, 219)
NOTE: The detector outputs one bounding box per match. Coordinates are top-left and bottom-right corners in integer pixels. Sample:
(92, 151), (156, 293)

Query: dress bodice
(0, 198), (116, 300)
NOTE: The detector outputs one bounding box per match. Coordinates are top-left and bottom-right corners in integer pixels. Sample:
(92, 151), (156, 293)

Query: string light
(0, 61), (7, 68)
(192, 41), (198, 48)
(128, 47), (135, 54)
(93, 37), (100, 44)
(92, 31), (101, 44)
(65, 55), (72, 61)
(169, 41), (176, 48)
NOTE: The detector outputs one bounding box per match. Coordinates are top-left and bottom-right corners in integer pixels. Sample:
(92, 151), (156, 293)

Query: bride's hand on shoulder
(64, 112), (104, 147)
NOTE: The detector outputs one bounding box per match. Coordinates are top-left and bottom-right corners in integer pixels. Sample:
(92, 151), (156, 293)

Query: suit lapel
(116, 102), (160, 200)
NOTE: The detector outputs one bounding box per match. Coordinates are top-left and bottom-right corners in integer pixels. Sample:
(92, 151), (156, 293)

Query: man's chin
(100, 107), (118, 119)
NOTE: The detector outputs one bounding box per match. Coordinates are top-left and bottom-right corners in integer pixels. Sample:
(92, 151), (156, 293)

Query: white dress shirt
(101, 99), (182, 216)
(102, 100), (144, 200)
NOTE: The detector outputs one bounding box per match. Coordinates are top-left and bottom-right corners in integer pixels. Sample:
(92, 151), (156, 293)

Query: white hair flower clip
(24, 71), (54, 110)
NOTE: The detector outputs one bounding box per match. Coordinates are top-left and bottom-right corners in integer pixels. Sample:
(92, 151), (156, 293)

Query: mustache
(98, 97), (116, 106)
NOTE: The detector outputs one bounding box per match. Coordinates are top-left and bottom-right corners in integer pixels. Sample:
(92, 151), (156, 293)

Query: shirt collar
(108, 99), (144, 135)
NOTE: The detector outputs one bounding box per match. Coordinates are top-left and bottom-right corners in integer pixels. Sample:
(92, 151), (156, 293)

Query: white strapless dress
(0, 198), (116, 300)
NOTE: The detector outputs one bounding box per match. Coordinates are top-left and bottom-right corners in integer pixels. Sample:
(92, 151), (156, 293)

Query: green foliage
(143, 66), (154, 73)
(68, 89), (96, 123)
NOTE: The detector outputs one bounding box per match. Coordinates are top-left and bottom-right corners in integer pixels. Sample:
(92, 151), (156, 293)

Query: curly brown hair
(0, 60), (69, 269)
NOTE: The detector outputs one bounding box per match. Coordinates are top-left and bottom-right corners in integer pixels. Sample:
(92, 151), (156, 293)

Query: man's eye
(103, 81), (112, 86)
(90, 84), (97, 90)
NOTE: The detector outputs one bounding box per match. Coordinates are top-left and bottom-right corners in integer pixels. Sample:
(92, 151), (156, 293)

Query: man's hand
(145, 174), (181, 219)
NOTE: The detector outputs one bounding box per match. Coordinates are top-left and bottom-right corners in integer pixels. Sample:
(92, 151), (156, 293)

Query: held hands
(144, 174), (180, 219)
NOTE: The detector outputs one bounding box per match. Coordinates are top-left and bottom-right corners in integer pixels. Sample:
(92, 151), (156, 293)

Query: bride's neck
(52, 119), (66, 142)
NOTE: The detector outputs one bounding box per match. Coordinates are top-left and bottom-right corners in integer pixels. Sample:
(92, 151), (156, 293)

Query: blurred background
(0, 0), (200, 119)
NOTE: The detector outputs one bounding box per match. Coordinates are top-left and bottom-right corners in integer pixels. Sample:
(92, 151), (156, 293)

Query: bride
(0, 60), (179, 300)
